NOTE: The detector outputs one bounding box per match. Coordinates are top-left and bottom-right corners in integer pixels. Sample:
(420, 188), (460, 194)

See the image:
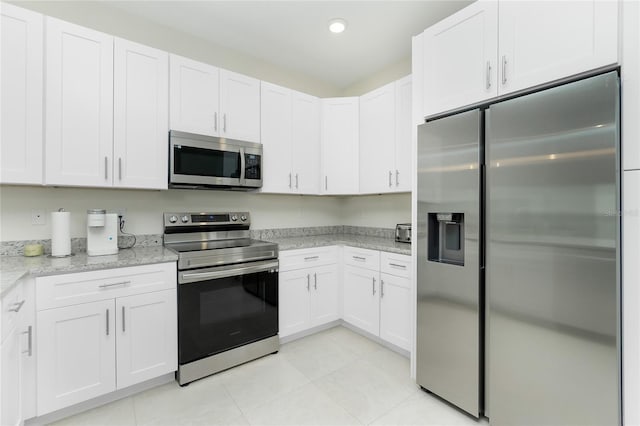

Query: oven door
(177, 259), (278, 365)
(169, 131), (262, 188)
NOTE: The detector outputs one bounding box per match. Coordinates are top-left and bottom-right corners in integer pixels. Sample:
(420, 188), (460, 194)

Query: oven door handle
(179, 260), (279, 284)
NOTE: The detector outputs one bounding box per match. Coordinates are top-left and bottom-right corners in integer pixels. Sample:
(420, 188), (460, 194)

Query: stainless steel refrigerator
(416, 71), (620, 425)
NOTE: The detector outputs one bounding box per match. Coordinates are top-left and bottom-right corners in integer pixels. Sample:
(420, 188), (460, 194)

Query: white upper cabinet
(498, 1), (618, 96)
(219, 69), (261, 142)
(291, 91), (320, 194)
(1, 4), (43, 185)
(359, 76), (412, 194)
(114, 38), (168, 190)
(169, 54), (220, 137)
(321, 97), (359, 195)
(394, 75), (412, 192)
(45, 17), (114, 187)
(422, 0), (498, 117)
(421, 0), (619, 117)
(261, 82), (293, 193)
(359, 82), (396, 194)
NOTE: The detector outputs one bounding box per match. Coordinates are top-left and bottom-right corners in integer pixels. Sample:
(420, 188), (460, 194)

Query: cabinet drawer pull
(325, 176), (328, 191)
(381, 280), (385, 298)
(314, 273), (317, 290)
(22, 326), (33, 356)
(352, 256), (366, 261)
(304, 256), (319, 261)
(122, 306), (126, 332)
(214, 112), (218, 131)
(388, 263), (407, 269)
(104, 157), (108, 180)
(307, 274), (310, 291)
(486, 61), (492, 89)
(98, 280), (131, 289)
(295, 174), (299, 189)
(106, 309), (110, 336)
(502, 55), (507, 85)
(372, 277), (376, 295)
(118, 158), (122, 180)
(289, 173), (292, 188)
(395, 170), (399, 186)
(223, 113), (227, 132)
(388, 171), (392, 187)
(9, 300), (25, 312)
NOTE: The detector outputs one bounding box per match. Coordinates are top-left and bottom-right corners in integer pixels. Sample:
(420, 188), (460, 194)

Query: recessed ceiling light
(328, 18), (347, 34)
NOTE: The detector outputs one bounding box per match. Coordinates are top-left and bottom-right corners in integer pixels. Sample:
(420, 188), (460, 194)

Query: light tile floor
(50, 326), (486, 426)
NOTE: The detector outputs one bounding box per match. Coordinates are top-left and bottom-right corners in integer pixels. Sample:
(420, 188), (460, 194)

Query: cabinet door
(113, 38), (168, 190)
(343, 265), (379, 336)
(278, 269), (311, 338)
(310, 264), (339, 327)
(37, 299), (116, 415)
(260, 82), (293, 193)
(169, 54), (219, 136)
(45, 17), (114, 187)
(321, 97), (359, 195)
(379, 273), (411, 351)
(0, 4), (43, 185)
(220, 69), (260, 142)
(1, 327), (22, 426)
(20, 279), (36, 421)
(498, 1), (618, 96)
(359, 82), (396, 194)
(292, 91), (320, 194)
(116, 289), (177, 389)
(623, 0), (640, 171)
(394, 75), (412, 192)
(422, 1), (497, 117)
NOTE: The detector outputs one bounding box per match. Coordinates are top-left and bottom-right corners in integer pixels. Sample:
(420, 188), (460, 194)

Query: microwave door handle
(240, 147), (246, 185)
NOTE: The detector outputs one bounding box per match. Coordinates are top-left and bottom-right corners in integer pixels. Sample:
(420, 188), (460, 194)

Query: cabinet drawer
(380, 252), (412, 278)
(343, 246), (380, 271)
(36, 262), (176, 311)
(2, 283), (24, 342)
(279, 246), (338, 272)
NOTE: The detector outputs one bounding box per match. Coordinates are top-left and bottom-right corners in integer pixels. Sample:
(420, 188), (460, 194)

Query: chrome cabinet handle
(486, 61), (492, 89)
(214, 112), (218, 131)
(395, 170), (399, 186)
(314, 273), (317, 290)
(104, 157), (108, 180)
(122, 306), (126, 332)
(381, 280), (384, 298)
(295, 174), (299, 189)
(389, 263), (407, 269)
(325, 176), (328, 191)
(223, 114), (227, 132)
(106, 309), (110, 336)
(9, 300), (25, 312)
(502, 55), (507, 85)
(289, 173), (292, 188)
(118, 158), (122, 180)
(22, 326), (33, 356)
(352, 256), (366, 261)
(304, 256), (319, 261)
(388, 171), (392, 187)
(372, 277), (376, 295)
(98, 280), (131, 289)
(307, 274), (310, 291)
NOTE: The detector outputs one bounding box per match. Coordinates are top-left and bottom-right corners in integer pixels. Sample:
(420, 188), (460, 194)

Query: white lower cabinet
(343, 248), (412, 351)
(279, 247), (339, 338)
(35, 263), (177, 416)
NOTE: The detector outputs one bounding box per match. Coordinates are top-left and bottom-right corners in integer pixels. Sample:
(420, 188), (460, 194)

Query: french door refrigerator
(416, 71), (620, 425)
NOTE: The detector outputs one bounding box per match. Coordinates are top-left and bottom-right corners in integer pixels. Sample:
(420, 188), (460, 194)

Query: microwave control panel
(245, 154), (261, 180)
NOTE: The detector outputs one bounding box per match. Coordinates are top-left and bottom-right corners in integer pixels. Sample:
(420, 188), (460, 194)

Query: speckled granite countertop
(266, 233), (412, 256)
(1, 246), (178, 298)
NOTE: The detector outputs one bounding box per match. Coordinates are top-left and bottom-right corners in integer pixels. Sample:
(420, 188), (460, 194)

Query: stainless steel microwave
(169, 130), (262, 190)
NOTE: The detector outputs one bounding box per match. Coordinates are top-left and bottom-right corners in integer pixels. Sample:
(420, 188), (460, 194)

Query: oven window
(174, 145), (241, 178)
(178, 269), (278, 365)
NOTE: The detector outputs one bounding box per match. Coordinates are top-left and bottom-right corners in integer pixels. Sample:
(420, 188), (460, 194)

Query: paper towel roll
(51, 211), (71, 257)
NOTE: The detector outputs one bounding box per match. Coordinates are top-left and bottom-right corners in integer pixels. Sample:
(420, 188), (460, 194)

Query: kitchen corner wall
(0, 186), (411, 241)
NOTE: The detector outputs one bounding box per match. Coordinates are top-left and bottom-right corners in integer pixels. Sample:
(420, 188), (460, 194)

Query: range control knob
(240, 215), (247, 221)
(181, 215), (189, 223)
(231, 215), (238, 222)
(169, 215), (178, 223)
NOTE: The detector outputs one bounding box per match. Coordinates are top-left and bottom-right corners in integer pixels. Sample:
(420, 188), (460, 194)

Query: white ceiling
(106, 1), (472, 90)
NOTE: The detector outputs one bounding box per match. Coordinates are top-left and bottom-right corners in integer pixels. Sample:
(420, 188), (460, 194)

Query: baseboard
(25, 373), (175, 426)
(279, 319), (342, 344)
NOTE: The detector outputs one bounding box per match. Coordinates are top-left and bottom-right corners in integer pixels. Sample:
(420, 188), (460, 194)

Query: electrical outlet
(116, 208), (127, 220)
(31, 210), (45, 225)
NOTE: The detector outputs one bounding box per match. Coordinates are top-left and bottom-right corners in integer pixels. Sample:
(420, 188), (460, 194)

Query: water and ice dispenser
(427, 213), (464, 266)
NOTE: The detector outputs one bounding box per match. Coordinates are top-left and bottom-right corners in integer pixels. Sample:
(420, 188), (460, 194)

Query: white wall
(340, 57), (412, 97)
(341, 193), (411, 228)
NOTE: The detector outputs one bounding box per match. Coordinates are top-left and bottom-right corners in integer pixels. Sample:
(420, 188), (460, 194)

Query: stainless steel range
(163, 212), (279, 386)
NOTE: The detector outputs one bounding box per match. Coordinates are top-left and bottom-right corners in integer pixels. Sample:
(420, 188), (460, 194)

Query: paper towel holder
(49, 207), (75, 258)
